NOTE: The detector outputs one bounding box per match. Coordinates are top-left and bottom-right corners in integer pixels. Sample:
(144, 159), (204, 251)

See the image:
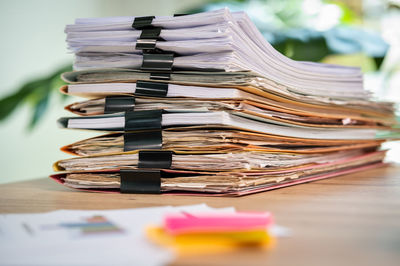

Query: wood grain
(1, 164), (399, 266)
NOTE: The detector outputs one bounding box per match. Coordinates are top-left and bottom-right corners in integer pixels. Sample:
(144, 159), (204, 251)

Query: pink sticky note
(163, 212), (273, 235)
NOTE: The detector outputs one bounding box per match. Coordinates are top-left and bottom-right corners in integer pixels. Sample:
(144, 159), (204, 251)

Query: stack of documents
(51, 8), (400, 196)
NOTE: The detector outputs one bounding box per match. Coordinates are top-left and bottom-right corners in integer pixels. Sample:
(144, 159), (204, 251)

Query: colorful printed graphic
(43, 215), (124, 236)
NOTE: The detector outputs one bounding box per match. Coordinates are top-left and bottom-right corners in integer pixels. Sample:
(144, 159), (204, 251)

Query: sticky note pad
(146, 226), (274, 254)
(163, 211), (273, 235)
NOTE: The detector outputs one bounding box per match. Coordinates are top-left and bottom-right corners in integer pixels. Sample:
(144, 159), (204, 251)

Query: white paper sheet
(61, 111), (378, 140)
(65, 8), (366, 99)
(0, 204), (234, 266)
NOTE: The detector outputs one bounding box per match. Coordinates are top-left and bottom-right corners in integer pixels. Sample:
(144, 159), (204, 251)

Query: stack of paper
(51, 8), (400, 196)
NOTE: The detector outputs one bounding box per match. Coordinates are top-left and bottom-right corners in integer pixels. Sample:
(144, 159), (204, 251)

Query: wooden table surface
(1, 164), (399, 266)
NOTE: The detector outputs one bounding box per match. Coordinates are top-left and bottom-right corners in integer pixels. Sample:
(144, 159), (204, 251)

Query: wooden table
(1, 165), (399, 266)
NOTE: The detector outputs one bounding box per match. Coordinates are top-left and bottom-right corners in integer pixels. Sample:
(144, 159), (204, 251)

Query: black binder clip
(120, 169), (161, 194)
(141, 53), (174, 71)
(124, 110), (162, 131)
(139, 27), (162, 39)
(135, 80), (168, 97)
(132, 16), (155, 29)
(135, 27), (163, 51)
(135, 38), (158, 51)
(150, 72), (171, 80)
(104, 96), (135, 114)
(123, 130), (163, 151)
(138, 150), (173, 169)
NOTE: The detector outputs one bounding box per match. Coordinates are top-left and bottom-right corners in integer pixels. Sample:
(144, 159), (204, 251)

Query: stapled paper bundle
(51, 8), (400, 195)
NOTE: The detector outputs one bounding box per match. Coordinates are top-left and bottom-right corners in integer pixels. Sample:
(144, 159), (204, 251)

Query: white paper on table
(0, 204), (234, 266)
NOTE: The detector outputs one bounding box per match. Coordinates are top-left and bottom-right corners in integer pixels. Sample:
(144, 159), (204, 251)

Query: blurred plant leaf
(330, 0), (361, 25)
(28, 86), (50, 129)
(321, 53), (377, 72)
(189, 0), (388, 67)
(0, 64), (72, 129)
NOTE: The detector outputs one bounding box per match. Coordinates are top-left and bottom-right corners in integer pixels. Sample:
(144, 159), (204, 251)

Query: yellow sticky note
(146, 226), (275, 254)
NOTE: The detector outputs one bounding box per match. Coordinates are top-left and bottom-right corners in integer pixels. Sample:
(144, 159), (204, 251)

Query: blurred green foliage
(193, 0), (388, 63)
(0, 65), (72, 130)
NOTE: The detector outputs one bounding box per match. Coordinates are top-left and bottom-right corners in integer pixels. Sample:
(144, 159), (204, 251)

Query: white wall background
(0, 0), (207, 184)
